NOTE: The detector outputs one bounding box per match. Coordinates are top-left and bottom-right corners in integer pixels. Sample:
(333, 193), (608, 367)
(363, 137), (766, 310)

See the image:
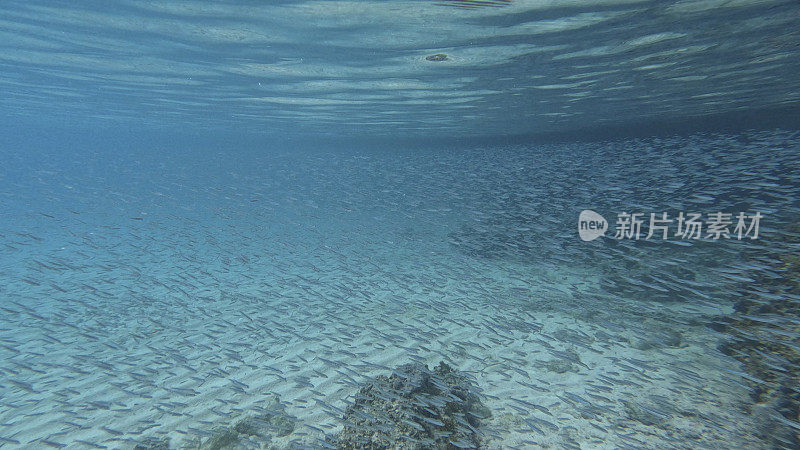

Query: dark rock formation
(134, 394), (296, 450)
(710, 223), (800, 449)
(330, 362), (490, 449)
(134, 437), (169, 450)
(198, 395), (297, 449)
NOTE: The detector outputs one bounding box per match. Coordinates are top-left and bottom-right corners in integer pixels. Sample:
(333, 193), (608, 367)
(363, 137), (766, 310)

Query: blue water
(2, 1), (800, 449)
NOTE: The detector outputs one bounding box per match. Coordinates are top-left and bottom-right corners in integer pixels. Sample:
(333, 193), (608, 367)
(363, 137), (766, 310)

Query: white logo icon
(578, 210), (607, 241)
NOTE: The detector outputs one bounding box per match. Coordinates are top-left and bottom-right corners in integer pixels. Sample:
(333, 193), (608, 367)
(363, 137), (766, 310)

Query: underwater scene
(1, 1), (800, 449)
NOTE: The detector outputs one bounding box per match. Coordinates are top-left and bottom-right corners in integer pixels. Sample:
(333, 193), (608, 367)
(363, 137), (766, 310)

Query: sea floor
(0, 242), (763, 449)
(2, 130), (799, 448)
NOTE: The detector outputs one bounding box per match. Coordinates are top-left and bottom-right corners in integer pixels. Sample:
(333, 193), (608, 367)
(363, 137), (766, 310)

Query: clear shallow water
(1, 1), (800, 450)
(3, 131), (800, 449)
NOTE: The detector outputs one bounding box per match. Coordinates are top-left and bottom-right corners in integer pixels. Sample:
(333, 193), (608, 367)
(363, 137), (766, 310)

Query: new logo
(578, 210), (607, 241)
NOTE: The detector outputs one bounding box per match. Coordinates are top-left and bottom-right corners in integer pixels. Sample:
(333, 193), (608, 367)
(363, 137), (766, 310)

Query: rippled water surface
(2, 0), (799, 136)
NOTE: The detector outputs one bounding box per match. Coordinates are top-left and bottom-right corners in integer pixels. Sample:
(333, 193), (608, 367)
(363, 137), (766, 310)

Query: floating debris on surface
(425, 54), (449, 62)
(330, 362), (490, 449)
(433, 0), (512, 9)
